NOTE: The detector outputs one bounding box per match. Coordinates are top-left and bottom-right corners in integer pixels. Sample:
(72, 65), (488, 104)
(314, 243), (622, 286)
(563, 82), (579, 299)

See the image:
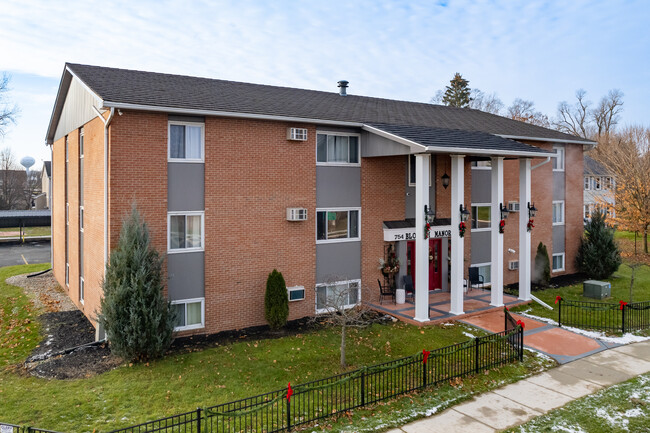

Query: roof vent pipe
(338, 80), (349, 96)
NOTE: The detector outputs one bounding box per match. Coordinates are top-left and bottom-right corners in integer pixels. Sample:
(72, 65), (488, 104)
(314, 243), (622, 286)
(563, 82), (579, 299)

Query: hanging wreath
(424, 222), (431, 239)
(527, 219), (535, 232)
(459, 221), (467, 238)
(499, 219), (506, 234)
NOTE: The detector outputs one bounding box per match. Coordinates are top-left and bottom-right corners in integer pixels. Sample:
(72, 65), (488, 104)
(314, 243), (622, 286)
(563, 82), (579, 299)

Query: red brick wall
(203, 118), (316, 333)
(361, 156), (406, 303)
(52, 136), (65, 290)
(564, 143), (583, 274)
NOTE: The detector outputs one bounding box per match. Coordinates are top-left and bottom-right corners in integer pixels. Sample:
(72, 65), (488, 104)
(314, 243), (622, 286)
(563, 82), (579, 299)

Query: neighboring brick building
(46, 64), (595, 338)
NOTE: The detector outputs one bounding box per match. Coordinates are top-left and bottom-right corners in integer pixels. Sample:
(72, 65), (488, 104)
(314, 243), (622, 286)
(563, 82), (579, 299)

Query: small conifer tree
(534, 242), (551, 287)
(98, 207), (176, 361)
(264, 269), (289, 330)
(577, 209), (622, 279)
(442, 73), (472, 108)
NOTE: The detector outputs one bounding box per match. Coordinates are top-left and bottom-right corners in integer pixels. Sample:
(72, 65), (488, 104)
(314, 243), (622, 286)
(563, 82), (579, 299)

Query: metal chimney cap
(337, 80), (349, 96)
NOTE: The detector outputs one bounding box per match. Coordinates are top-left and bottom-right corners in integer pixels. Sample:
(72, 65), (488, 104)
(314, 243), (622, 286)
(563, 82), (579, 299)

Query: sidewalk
(387, 340), (650, 432)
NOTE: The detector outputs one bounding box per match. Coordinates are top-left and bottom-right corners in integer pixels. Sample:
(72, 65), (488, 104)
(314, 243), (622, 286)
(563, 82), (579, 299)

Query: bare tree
(430, 89), (445, 104)
(469, 89), (504, 115)
(23, 170), (42, 209)
(0, 147), (26, 209)
(593, 89), (624, 139)
(555, 89), (592, 138)
(0, 73), (19, 137)
(313, 278), (374, 369)
(507, 98), (550, 128)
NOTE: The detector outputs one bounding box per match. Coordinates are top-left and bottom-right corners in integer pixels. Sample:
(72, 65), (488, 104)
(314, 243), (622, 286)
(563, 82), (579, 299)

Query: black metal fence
(557, 297), (650, 333)
(0, 423), (64, 433)
(2, 321), (523, 433)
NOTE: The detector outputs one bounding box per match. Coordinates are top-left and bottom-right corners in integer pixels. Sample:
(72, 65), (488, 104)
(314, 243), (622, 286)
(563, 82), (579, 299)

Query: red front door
(407, 239), (442, 291)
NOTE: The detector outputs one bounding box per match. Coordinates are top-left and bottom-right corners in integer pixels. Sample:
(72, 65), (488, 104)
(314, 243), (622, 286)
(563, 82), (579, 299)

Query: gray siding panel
(361, 131), (411, 157)
(471, 169), (491, 203)
(553, 171), (565, 200)
(54, 78), (101, 142)
(553, 225), (565, 253)
(316, 242), (361, 282)
(168, 163), (205, 211)
(471, 231), (491, 264)
(316, 166), (360, 208)
(167, 252), (205, 300)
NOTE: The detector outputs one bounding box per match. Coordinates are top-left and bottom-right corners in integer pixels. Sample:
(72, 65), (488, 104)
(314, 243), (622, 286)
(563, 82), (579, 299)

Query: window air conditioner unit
(508, 260), (519, 271)
(508, 201), (520, 212)
(286, 208), (308, 221)
(287, 128), (308, 141)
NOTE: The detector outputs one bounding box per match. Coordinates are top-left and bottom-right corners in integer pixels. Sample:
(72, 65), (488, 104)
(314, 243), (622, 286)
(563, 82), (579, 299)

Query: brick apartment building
(45, 64), (595, 339)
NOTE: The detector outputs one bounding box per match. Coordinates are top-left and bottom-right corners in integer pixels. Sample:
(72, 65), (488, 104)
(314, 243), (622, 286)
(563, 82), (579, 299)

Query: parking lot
(0, 240), (51, 268)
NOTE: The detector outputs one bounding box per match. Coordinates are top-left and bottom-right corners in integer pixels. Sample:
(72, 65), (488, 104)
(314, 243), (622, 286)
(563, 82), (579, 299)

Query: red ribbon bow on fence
(504, 306), (510, 312)
(423, 349), (430, 364)
(555, 296), (562, 304)
(516, 320), (526, 329)
(620, 301), (628, 310)
(286, 383), (293, 402)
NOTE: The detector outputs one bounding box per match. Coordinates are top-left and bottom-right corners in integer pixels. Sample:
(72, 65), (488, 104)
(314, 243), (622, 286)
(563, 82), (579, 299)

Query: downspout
(49, 143), (53, 269)
(531, 156), (551, 171)
(92, 106), (115, 265)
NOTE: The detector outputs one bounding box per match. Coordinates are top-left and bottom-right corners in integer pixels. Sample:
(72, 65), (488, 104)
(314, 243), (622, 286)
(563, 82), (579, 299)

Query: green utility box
(583, 280), (611, 299)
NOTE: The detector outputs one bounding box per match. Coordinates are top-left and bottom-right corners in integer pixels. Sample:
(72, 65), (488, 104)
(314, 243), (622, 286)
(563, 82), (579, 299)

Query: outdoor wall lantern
(424, 204), (435, 223)
(459, 204), (470, 222)
(441, 172), (450, 189)
(528, 202), (538, 219)
(500, 203), (509, 220)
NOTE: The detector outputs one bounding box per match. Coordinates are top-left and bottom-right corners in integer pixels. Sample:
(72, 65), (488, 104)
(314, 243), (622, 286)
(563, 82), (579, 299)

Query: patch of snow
(442, 322), (455, 327)
(624, 408), (644, 418)
(549, 424), (588, 433)
(462, 331), (476, 339)
(595, 408), (630, 431)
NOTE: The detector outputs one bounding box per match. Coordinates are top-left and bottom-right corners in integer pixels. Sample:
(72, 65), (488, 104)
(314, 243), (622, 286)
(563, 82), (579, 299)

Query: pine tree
(264, 269), (289, 330)
(534, 242), (551, 287)
(98, 207), (176, 361)
(576, 209), (622, 279)
(442, 73), (472, 108)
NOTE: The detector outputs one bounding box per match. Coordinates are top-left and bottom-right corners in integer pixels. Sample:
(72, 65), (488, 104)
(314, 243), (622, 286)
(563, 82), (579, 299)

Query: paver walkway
(385, 330), (650, 432)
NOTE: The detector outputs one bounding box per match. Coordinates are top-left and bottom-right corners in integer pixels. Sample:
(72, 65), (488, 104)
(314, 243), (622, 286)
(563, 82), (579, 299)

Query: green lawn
(511, 263), (650, 332)
(0, 226), (51, 237)
(0, 264), (555, 433)
(505, 373), (650, 433)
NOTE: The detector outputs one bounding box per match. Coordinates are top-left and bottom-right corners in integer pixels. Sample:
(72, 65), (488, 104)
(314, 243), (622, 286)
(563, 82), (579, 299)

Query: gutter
(92, 106), (115, 265)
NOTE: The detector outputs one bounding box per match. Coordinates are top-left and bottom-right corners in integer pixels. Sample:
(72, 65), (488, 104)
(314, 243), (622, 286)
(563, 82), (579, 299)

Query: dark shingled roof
(367, 123), (550, 155)
(64, 63), (593, 144)
(584, 155), (610, 175)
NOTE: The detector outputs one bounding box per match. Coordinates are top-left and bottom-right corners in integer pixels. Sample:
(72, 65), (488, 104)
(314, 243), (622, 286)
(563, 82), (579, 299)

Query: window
(316, 133), (359, 165)
(552, 253), (565, 272)
(316, 209), (360, 242)
(471, 263), (491, 285)
(79, 207), (84, 232)
(552, 146), (565, 171)
(552, 201), (565, 225)
(65, 263), (69, 287)
(471, 160), (492, 169)
(168, 122), (204, 161)
(172, 298), (204, 331)
(584, 204), (591, 219)
(584, 176), (591, 191)
(316, 280), (360, 313)
(79, 128), (84, 157)
(168, 212), (204, 252)
(288, 286), (305, 301)
(471, 205), (491, 230)
(594, 176), (601, 190)
(80, 277), (84, 304)
(408, 155), (432, 186)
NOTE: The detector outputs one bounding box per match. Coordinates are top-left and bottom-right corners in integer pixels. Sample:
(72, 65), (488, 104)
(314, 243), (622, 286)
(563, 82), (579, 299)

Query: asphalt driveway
(0, 241), (51, 267)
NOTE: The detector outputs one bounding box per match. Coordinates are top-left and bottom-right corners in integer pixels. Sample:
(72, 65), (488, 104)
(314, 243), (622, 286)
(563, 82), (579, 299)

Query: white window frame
(167, 211), (205, 253)
(470, 160), (492, 170)
(315, 132), (361, 167)
(552, 200), (565, 226)
(171, 298), (205, 331)
(470, 262), (491, 286)
(315, 279), (361, 314)
(594, 176), (602, 191)
(79, 206), (84, 232)
(315, 207), (361, 244)
(287, 286), (305, 302)
(168, 121), (205, 163)
(471, 203), (491, 232)
(79, 276), (84, 304)
(552, 253), (565, 273)
(407, 154), (433, 187)
(552, 146), (565, 172)
(65, 263), (70, 287)
(584, 176), (590, 191)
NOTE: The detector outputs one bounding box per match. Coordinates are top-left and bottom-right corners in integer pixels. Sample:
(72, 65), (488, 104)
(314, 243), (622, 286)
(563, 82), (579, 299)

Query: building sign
(383, 226), (452, 242)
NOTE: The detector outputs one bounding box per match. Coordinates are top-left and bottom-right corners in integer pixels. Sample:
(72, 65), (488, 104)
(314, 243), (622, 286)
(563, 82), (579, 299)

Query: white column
(414, 154), (431, 322)
(519, 158), (532, 301)
(450, 155), (465, 315)
(490, 157), (504, 306)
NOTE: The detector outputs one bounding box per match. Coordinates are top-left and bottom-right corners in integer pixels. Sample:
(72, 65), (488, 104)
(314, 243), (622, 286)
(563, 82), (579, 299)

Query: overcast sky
(1, 0), (648, 170)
